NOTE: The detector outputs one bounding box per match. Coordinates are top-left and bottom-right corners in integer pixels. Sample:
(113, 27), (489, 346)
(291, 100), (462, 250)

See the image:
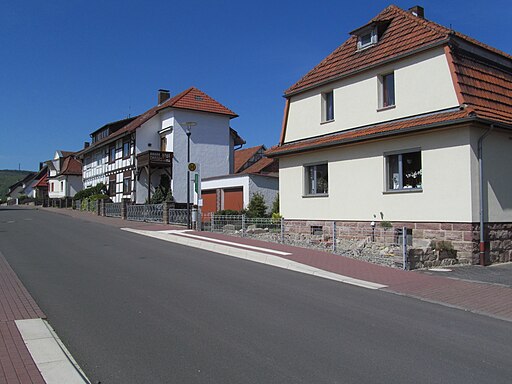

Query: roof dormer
(350, 20), (390, 51)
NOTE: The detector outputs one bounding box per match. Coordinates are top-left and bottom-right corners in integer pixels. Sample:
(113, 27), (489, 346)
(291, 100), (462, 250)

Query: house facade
(80, 88), (243, 204)
(266, 5), (512, 265)
(81, 117), (138, 202)
(46, 151), (83, 200)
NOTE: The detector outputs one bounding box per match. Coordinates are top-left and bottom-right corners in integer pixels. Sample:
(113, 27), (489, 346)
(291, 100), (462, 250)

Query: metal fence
(68, 201), (411, 269)
(127, 204), (164, 222)
(169, 208), (188, 225)
(201, 214), (409, 269)
(105, 202), (122, 218)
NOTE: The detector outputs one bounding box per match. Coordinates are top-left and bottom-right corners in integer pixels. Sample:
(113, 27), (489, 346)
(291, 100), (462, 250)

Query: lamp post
(183, 121), (197, 229)
(371, 221), (376, 242)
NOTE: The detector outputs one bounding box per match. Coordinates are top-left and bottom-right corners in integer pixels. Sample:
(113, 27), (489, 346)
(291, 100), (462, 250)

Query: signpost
(189, 163), (201, 230)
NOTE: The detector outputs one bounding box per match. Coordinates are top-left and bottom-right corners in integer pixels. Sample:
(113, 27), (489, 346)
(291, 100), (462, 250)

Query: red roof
(285, 5), (512, 96)
(34, 173), (48, 188)
(240, 157), (278, 175)
(60, 157), (82, 176)
(450, 49), (512, 123)
(271, 5), (512, 156)
(97, 87), (237, 147)
(267, 109), (472, 157)
(234, 145), (265, 173)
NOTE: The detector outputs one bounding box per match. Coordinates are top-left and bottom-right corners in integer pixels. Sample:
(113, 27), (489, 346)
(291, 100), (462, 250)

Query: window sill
(302, 193), (329, 198)
(320, 119), (335, 125)
(383, 188), (423, 195)
(377, 105), (396, 112)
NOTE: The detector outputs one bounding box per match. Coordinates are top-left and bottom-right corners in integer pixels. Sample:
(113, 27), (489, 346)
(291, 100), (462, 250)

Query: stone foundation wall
(487, 223), (512, 263)
(283, 219), (512, 267)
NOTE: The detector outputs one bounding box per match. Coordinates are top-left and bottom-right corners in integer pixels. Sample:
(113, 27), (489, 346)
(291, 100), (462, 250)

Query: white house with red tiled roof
(266, 5), (512, 265)
(46, 150), (83, 200)
(80, 88), (244, 204)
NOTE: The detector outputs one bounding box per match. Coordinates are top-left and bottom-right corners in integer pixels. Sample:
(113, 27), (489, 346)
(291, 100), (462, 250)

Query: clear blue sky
(1, 0), (510, 170)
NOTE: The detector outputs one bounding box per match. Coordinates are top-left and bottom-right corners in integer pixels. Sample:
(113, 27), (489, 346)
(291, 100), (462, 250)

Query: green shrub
(74, 183), (107, 201)
(246, 192), (268, 218)
(380, 221), (393, 230)
(271, 193), (280, 215)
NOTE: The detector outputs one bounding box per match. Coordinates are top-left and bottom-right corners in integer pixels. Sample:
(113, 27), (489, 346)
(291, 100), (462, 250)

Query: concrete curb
(121, 228), (387, 290)
(15, 319), (91, 384)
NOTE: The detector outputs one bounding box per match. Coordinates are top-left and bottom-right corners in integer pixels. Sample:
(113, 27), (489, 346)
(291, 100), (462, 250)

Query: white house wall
(279, 127), (474, 222)
(285, 47), (459, 143)
(171, 110), (232, 204)
(469, 127), (512, 223)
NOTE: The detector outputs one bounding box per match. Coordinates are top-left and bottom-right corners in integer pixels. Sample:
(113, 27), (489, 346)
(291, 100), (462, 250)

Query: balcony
(137, 151), (173, 168)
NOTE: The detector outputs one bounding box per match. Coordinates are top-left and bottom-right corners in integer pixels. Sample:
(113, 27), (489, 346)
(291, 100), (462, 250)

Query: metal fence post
(163, 201), (169, 224)
(280, 218), (284, 243)
(402, 226), (408, 270)
(332, 221), (337, 253)
(241, 214), (246, 237)
(121, 199), (128, 220)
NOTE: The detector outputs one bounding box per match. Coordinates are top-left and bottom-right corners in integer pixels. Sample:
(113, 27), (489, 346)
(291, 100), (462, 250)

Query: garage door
(202, 190), (217, 215)
(223, 187), (244, 211)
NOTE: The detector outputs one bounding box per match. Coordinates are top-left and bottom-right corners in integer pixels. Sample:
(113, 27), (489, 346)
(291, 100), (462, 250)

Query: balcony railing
(137, 151), (173, 168)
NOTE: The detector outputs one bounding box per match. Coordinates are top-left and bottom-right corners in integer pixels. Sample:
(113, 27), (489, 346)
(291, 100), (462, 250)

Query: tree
(246, 192), (268, 218)
(150, 175), (173, 204)
(271, 193), (279, 215)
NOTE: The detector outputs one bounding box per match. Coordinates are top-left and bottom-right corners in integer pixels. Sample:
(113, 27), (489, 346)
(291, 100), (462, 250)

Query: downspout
(477, 124), (494, 266)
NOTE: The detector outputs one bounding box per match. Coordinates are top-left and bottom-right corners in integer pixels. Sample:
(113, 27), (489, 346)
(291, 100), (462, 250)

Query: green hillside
(0, 170), (34, 200)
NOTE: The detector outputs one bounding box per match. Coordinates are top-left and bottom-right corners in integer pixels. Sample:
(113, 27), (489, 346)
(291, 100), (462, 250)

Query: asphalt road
(1, 207), (511, 384)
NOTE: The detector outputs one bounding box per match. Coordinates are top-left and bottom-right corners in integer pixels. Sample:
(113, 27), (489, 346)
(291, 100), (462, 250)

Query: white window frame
(357, 27), (378, 50)
(304, 163), (329, 196)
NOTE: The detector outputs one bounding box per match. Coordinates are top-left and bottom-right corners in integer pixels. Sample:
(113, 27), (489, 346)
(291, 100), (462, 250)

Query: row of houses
(7, 87), (279, 215)
(6, 5), (512, 265)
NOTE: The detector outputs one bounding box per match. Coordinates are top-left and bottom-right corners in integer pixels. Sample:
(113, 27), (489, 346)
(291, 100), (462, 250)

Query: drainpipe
(477, 124), (494, 266)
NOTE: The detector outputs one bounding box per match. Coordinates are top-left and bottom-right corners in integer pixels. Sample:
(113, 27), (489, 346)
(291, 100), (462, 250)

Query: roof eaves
(266, 116), (477, 158)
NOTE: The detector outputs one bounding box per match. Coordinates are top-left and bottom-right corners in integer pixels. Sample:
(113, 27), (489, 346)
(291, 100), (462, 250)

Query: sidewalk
(0, 251), (46, 383)
(42, 207), (512, 322)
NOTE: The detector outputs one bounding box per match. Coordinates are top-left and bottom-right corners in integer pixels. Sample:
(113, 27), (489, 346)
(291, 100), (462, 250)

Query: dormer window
(350, 20), (390, 52)
(357, 28), (377, 50)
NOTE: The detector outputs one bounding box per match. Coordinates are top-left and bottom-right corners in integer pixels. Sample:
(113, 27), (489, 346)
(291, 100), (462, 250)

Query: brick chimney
(408, 6), (424, 18)
(158, 89), (171, 104)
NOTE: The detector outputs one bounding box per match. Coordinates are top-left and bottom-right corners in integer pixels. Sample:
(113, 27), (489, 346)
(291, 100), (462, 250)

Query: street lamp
(183, 121), (197, 229)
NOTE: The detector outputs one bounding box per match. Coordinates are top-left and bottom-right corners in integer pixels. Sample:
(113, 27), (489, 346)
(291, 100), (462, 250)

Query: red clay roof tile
(273, 5), (512, 156)
(60, 157), (82, 176)
(234, 145), (265, 173)
(266, 110), (471, 157)
(86, 87), (237, 151)
(285, 5), (512, 97)
(240, 157), (278, 175)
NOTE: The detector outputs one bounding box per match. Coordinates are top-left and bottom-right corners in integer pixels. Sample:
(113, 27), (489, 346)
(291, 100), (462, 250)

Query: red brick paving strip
(0, 251), (46, 383)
